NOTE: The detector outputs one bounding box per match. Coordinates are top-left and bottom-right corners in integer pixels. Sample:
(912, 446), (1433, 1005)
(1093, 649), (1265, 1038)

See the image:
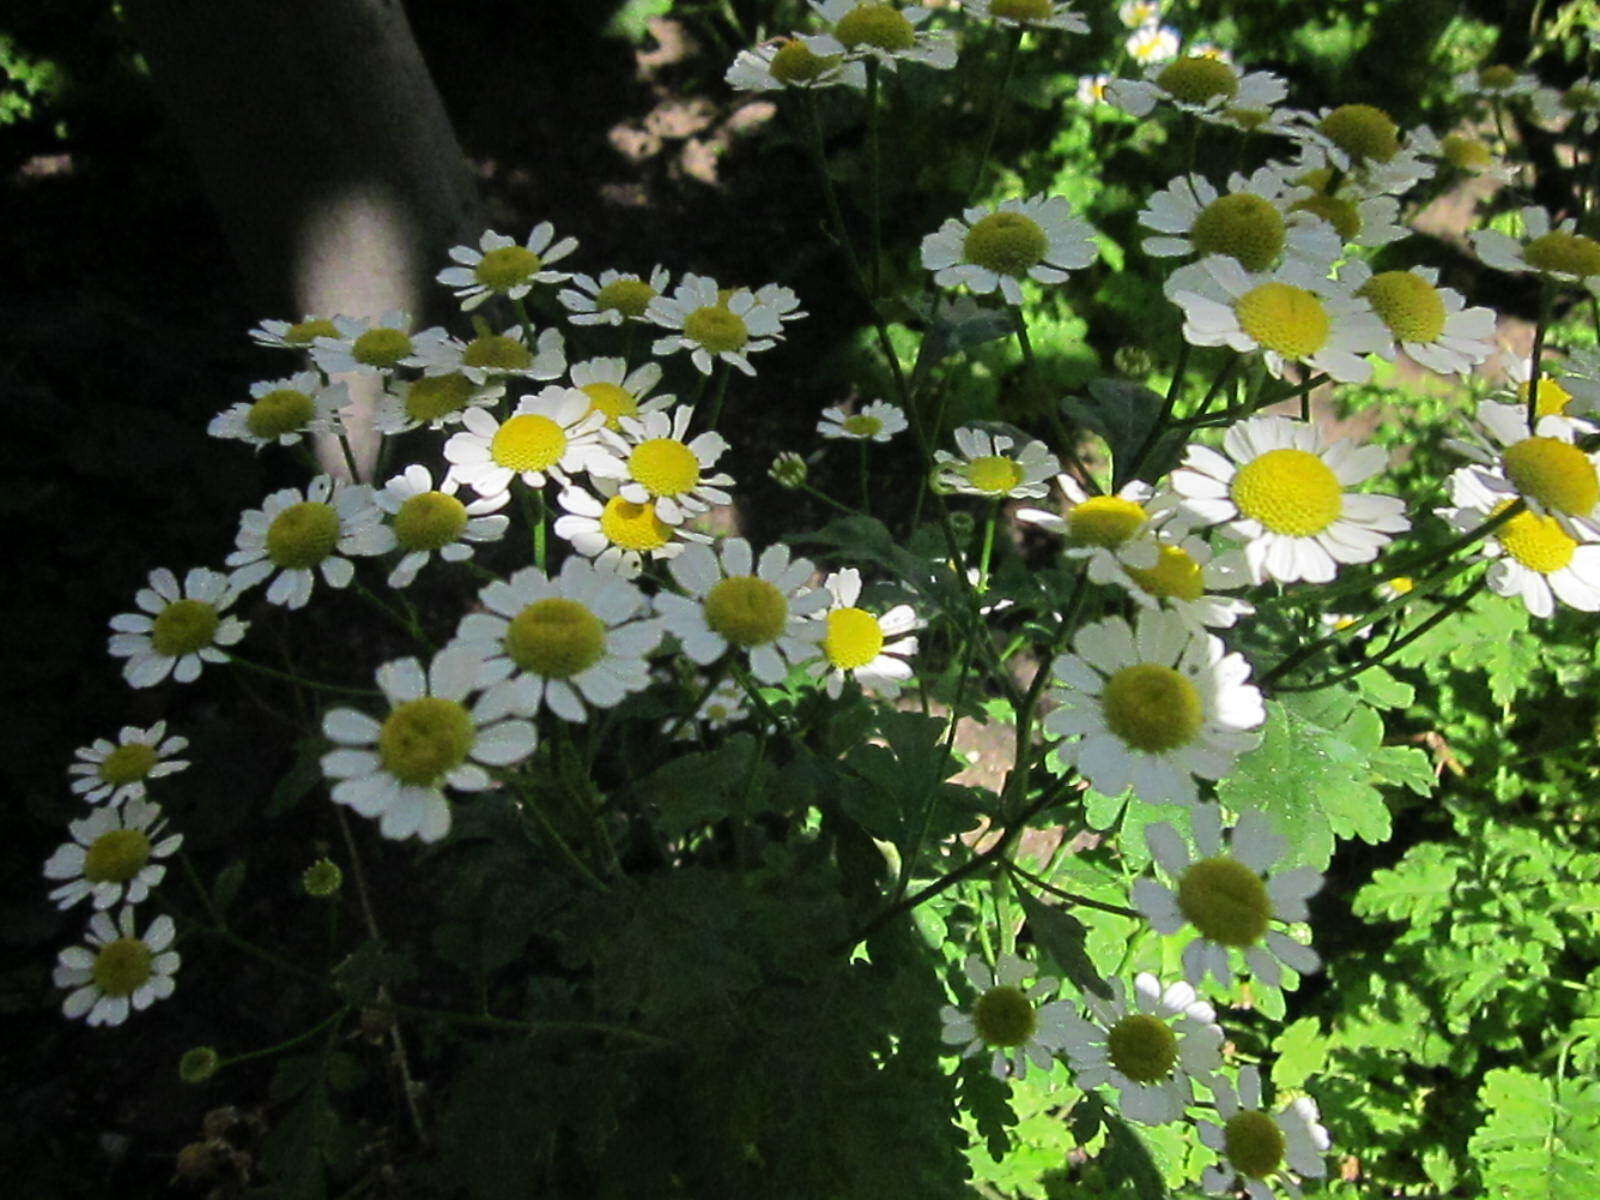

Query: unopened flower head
(921, 195), (1099, 306)
(109, 567), (247, 688)
(558, 265), (672, 325)
(768, 451), (809, 489)
(940, 954), (1077, 1080)
(302, 857), (343, 898)
(226, 476), (396, 610)
(69, 722), (189, 807)
(209, 372), (348, 448)
(437, 223), (578, 310)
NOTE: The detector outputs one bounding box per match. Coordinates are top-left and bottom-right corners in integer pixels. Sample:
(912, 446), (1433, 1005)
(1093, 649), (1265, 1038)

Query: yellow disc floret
(1106, 1013), (1179, 1083)
(1067, 495), (1148, 547)
(1289, 193), (1361, 241)
(246, 389), (315, 440)
(474, 245), (542, 292)
(1442, 133), (1493, 171)
(1101, 663), (1204, 753)
(630, 438), (701, 497)
(1318, 103), (1399, 164)
(1502, 436), (1599, 515)
(1156, 55), (1240, 106)
(404, 373), (475, 424)
(964, 455), (1024, 495)
(834, 3), (916, 51)
(1522, 231), (1600, 279)
(1125, 545), (1206, 601)
(377, 696), (475, 786)
(1497, 504), (1577, 573)
(1527, 377), (1573, 419)
(770, 38), (838, 85)
(98, 742), (158, 786)
(461, 334), (534, 372)
(581, 382), (639, 429)
(842, 414), (884, 438)
(1177, 856), (1271, 946)
(504, 598), (607, 679)
(394, 491), (468, 552)
(963, 212), (1050, 278)
(593, 277), (657, 317)
(350, 327), (412, 369)
(83, 828), (153, 884)
(266, 501), (341, 569)
(972, 985), (1038, 1048)
(705, 576), (788, 647)
(491, 414), (568, 474)
(823, 607), (885, 671)
(92, 937), (154, 997)
(1357, 270), (1447, 343)
(682, 305), (749, 354)
(150, 599), (221, 657)
(1224, 1110), (1287, 1179)
(1234, 283), (1331, 359)
(1190, 194), (1286, 272)
(283, 318), (339, 346)
(599, 496), (674, 551)
(1230, 448), (1343, 536)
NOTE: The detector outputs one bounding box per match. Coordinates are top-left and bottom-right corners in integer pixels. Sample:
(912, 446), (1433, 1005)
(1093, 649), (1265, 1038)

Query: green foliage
(1470, 1070), (1600, 1199)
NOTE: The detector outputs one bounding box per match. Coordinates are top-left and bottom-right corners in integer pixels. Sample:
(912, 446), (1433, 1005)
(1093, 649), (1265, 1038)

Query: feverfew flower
(1337, 261), (1495, 376)
(226, 475), (395, 609)
(1110, 532), (1256, 631)
(802, 1), (958, 72)
(453, 558), (660, 722)
(600, 405), (735, 525)
(1167, 415), (1410, 584)
(1135, 807), (1322, 989)
(374, 465), (509, 589)
(1077, 74), (1113, 105)
(1126, 23), (1181, 66)
(1016, 477), (1163, 583)
(443, 387), (616, 501)
(1043, 609), (1264, 807)
(310, 310), (419, 376)
(1107, 55), (1285, 120)
(656, 538), (828, 684)
(375, 372), (505, 435)
(1140, 169), (1339, 274)
(1505, 350), (1600, 420)
(674, 674), (748, 735)
(55, 907), (179, 1026)
(108, 567), (247, 688)
(1058, 972), (1224, 1124)
(648, 273), (783, 376)
(437, 223), (578, 310)
(940, 954), (1077, 1081)
(44, 798), (183, 911)
(817, 399), (908, 443)
(208, 372), (348, 448)
(1118, 1), (1161, 27)
(807, 568), (920, 698)
(569, 357), (675, 431)
(1198, 1068), (1330, 1200)
(934, 426), (1059, 499)
(1293, 104), (1432, 191)
(249, 314), (341, 352)
(553, 482), (709, 579)
(69, 722), (189, 807)
(921, 195), (1098, 306)
(1472, 205), (1600, 284)
(964, 0), (1088, 33)
(321, 648), (538, 843)
(409, 321), (566, 386)
(1453, 64), (1541, 103)
(769, 451), (809, 489)
(726, 37), (867, 92)
(1449, 400), (1600, 537)
(558, 265), (672, 325)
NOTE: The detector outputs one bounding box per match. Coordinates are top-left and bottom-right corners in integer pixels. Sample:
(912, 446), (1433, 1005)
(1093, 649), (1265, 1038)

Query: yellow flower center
(705, 576), (788, 647)
(770, 38), (838, 84)
(1190, 194), (1286, 273)
(283, 318), (339, 345)
(394, 491), (469, 551)
(265, 501), (341, 569)
(1066, 495), (1148, 547)
(1156, 55), (1240, 105)
(377, 696), (475, 786)
(1224, 1110), (1287, 1179)
(1478, 64), (1519, 91)
(598, 496), (674, 551)
(150, 599), (221, 657)
(842, 414), (884, 438)
(404, 373), (475, 423)
(1442, 133), (1493, 170)
(1234, 283), (1331, 359)
(1177, 856), (1272, 947)
(593, 277), (657, 317)
(972, 985), (1039, 1048)
(629, 438), (701, 497)
(1125, 544), (1206, 601)
(1230, 448), (1343, 536)
(1289, 193), (1362, 241)
(245, 388), (315, 439)
(350, 327), (412, 369)
(581, 382), (639, 429)
(491, 414), (568, 474)
(504, 597), (607, 679)
(823, 607), (885, 671)
(92, 937), (154, 997)
(990, 0), (1054, 20)
(964, 455), (1024, 495)
(1526, 377), (1573, 418)
(1106, 1013), (1179, 1083)
(1386, 575), (1415, 595)
(1318, 103), (1399, 164)
(474, 245), (542, 291)
(98, 742), (158, 786)
(83, 828), (153, 884)
(1496, 503), (1577, 573)
(1522, 231), (1600, 279)
(1101, 663), (1205, 753)
(682, 305), (749, 354)
(1502, 436), (1599, 515)
(834, 3), (916, 51)
(461, 334), (533, 371)
(963, 212), (1050, 278)
(1357, 270), (1447, 343)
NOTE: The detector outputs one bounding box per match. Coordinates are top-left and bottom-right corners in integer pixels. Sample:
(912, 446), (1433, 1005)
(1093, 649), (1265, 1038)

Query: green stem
(1528, 278), (1552, 430)
(336, 431), (363, 483)
(1006, 860), (1142, 919)
(380, 999), (671, 1047)
(704, 361), (732, 431)
(866, 59), (883, 299)
(968, 28), (1024, 202)
(217, 1008), (350, 1071)
(224, 653), (381, 698)
(976, 501), (1000, 594)
(665, 659), (731, 742)
(519, 788), (610, 892)
(858, 440), (871, 515)
(519, 483), (547, 572)
(352, 579), (428, 645)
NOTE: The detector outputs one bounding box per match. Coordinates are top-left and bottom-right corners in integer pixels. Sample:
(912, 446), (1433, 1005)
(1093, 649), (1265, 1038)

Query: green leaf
(330, 939), (414, 1005)
(638, 733), (779, 838)
(1393, 590), (1543, 705)
(1356, 666), (1415, 710)
(1470, 1069), (1600, 1198)
(1354, 842), (1460, 924)
(1271, 1018), (1329, 1091)
(1059, 379), (1183, 487)
(1015, 886), (1112, 999)
(908, 295), (1014, 393)
(267, 736), (325, 817)
(212, 861), (246, 919)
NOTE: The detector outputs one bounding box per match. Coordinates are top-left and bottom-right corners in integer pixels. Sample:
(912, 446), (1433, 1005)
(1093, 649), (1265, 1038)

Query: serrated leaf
(908, 295), (1015, 392)
(1271, 1018), (1328, 1091)
(1015, 886), (1112, 999)
(1059, 378), (1183, 487)
(1356, 666), (1415, 710)
(1470, 1069), (1600, 1198)
(1354, 842), (1460, 923)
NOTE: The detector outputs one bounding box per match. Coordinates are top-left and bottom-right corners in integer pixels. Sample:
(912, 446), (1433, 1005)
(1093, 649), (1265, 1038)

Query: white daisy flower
(1198, 1067), (1330, 1200)
(1167, 415), (1410, 584)
(1472, 204), (1600, 283)
(1016, 477), (1164, 582)
(1439, 466), (1600, 618)
(817, 399), (908, 443)
(453, 557), (661, 723)
(1273, 154), (1410, 245)
(54, 907), (179, 1026)
(1107, 55), (1285, 120)
(1118, 1), (1162, 28)
(374, 372), (506, 435)
(226, 475), (395, 609)
(1077, 74), (1113, 105)
(1109, 532), (1257, 631)
(1058, 972), (1224, 1125)
(374, 465), (509, 589)
(408, 321), (566, 385)
(1134, 806), (1322, 990)
(598, 404), (735, 524)
(1140, 168), (1340, 274)
(249, 314), (342, 352)
(442, 386), (616, 502)
(1335, 261), (1495, 377)
(44, 798), (183, 911)
(726, 36), (868, 92)
(1448, 400), (1600, 537)
(655, 538), (829, 684)
(801, 1), (958, 73)
(552, 482), (710, 580)
(1453, 64), (1541, 102)
(108, 567), (248, 688)
(69, 722), (190, 806)
(208, 372), (348, 448)
(920, 195), (1098, 306)
(1043, 609), (1264, 807)
(939, 954), (1077, 1081)
(568, 357), (675, 432)
(557, 265), (672, 326)
(648, 273), (784, 376)
(806, 568), (920, 698)
(310, 310), (421, 376)
(437, 224), (579, 311)
(1126, 23), (1181, 66)
(321, 647), (538, 843)
(1408, 126), (1514, 182)
(689, 675), (749, 731)
(1167, 255), (1390, 383)
(964, 0), (1088, 33)
(1290, 104), (1433, 192)
(934, 426), (1059, 499)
